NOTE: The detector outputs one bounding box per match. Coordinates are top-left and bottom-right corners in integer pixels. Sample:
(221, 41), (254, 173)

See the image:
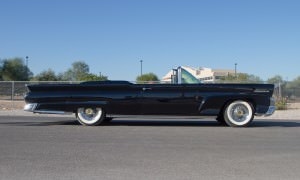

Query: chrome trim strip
(33, 110), (65, 114)
(107, 115), (218, 119)
(254, 89), (270, 93)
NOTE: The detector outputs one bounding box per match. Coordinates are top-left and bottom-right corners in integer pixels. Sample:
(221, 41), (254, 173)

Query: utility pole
(234, 63), (237, 78)
(26, 56), (29, 68)
(140, 60), (143, 76)
(25, 56), (29, 78)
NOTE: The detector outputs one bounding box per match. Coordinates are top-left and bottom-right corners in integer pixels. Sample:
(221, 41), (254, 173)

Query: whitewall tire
(76, 107), (105, 126)
(224, 100), (254, 127)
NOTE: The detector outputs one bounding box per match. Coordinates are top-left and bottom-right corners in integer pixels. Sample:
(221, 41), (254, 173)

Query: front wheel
(76, 107), (105, 126)
(223, 100), (254, 127)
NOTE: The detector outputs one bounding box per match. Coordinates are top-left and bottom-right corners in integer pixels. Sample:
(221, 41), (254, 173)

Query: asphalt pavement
(1, 115), (300, 180)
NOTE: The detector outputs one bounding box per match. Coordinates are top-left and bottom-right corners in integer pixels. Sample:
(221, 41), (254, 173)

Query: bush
(275, 99), (287, 110)
(136, 73), (159, 83)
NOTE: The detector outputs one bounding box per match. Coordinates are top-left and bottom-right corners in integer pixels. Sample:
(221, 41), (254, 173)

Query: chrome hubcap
(230, 104), (250, 122)
(77, 107), (102, 123)
(85, 108), (94, 115)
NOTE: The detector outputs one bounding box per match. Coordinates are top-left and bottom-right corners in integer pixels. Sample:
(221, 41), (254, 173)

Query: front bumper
(264, 106), (276, 116)
(256, 98), (276, 117)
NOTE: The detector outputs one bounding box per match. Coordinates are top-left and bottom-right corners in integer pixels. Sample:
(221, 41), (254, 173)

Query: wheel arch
(67, 101), (110, 113)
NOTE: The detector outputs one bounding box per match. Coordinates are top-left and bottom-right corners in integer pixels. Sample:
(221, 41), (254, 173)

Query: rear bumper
(24, 103), (65, 114)
(256, 98), (276, 117)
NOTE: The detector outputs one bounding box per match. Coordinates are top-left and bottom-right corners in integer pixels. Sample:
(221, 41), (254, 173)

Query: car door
(182, 84), (203, 115)
(107, 84), (142, 115)
(140, 84), (199, 115)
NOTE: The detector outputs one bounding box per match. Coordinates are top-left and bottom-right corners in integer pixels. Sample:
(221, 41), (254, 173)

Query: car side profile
(24, 81), (275, 127)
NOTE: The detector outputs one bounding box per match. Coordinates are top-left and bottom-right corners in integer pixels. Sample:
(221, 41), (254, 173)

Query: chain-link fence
(1, 81), (300, 101)
(273, 83), (300, 102)
(0, 81), (81, 101)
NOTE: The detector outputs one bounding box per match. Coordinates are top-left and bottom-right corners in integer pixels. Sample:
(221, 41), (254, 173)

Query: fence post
(278, 82), (282, 99)
(11, 81), (15, 101)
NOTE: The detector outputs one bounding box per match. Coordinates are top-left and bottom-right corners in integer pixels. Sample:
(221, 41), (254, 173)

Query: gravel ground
(0, 100), (25, 110)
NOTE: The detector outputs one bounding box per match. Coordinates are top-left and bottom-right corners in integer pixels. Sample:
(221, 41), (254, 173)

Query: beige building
(162, 66), (236, 83)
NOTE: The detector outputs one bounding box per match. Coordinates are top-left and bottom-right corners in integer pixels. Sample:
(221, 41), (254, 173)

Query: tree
(136, 73), (159, 82)
(246, 74), (263, 83)
(0, 58), (33, 81)
(61, 61), (108, 81)
(267, 75), (288, 97)
(218, 73), (262, 83)
(80, 73), (108, 81)
(32, 69), (59, 81)
(267, 75), (284, 84)
(286, 76), (300, 98)
(287, 76), (300, 88)
(62, 61), (90, 81)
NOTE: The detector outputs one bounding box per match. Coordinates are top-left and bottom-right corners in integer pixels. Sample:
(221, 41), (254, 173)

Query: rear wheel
(76, 107), (105, 126)
(223, 100), (254, 127)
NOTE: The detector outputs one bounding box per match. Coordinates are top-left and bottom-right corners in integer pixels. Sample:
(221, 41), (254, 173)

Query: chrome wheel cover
(77, 107), (103, 125)
(226, 101), (253, 126)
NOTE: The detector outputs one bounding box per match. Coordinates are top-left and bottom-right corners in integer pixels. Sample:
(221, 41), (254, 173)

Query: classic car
(24, 80), (275, 127)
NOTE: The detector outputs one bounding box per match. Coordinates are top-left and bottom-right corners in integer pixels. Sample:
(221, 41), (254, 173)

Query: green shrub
(275, 99), (287, 110)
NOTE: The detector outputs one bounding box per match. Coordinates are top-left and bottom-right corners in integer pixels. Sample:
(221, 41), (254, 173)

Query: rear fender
(199, 96), (256, 116)
(65, 101), (110, 113)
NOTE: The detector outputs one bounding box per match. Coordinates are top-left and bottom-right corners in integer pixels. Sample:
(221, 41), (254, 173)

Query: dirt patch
(0, 100), (25, 110)
(287, 102), (300, 109)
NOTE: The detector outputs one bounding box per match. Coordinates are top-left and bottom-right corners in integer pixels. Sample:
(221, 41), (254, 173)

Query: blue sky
(1, 0), (300, 81)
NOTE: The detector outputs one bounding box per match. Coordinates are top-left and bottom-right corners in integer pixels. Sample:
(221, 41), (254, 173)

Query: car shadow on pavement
(101, 120), (300, 128)
(250, 120), (300, 128)
(0, 120), (79, 126)
(102, 120), (222, 127)
(0, 119), (221, 127)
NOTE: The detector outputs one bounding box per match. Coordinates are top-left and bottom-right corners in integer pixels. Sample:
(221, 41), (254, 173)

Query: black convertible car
(24, 80), (275, 127)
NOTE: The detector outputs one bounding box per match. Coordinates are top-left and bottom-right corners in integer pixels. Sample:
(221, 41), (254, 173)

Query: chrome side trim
(254, 89), (270, 93)
(33, 110), (65, 114)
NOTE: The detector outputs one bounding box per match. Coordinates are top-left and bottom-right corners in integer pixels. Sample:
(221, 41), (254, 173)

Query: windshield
(181, 68), (201, 84)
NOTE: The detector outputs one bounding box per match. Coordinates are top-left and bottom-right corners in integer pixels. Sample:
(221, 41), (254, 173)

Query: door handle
(142, 87), (152, 91)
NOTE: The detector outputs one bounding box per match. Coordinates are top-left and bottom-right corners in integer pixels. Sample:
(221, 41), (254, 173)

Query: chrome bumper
(24, 103), (65, 114)
(264, 106), (276, 116)
(256, 98), (276, 117)
(24, 103), (37, 112)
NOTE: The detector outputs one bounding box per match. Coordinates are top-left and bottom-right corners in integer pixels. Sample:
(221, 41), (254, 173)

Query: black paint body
(24, 81), (274, 116)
